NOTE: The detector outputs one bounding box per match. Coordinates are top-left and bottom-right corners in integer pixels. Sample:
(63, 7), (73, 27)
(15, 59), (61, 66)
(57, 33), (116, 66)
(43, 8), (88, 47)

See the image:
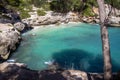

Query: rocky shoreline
(0, 4), (120, 79)
(0, 22), (32, 60)
(0, 21), (120, 80)
(21, 4), (120, 27)
(0, 9), (119, 60)
(0, 62), (120, 80)
(22, 11), (120, 27)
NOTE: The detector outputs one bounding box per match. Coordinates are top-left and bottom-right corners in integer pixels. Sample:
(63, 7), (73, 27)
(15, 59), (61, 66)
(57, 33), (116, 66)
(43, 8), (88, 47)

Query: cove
(10, 23), (120, 73)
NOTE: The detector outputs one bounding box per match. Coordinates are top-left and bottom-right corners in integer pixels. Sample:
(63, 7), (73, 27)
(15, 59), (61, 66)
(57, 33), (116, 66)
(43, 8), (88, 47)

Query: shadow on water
(52, 49), (120, 73)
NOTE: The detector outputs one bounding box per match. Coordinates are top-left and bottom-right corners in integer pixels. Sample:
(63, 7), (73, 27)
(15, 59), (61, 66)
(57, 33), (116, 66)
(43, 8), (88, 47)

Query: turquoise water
(11, 23), (120, 72)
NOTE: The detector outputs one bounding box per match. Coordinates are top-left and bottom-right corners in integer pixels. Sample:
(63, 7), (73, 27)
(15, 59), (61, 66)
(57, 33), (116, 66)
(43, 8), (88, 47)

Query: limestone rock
(0, 62), (26, 72)
(22, 11), (81, 26)
(0, 23), (13, 31)
(14, 22), (25, 32)
(14, 22), (32, 32)
(0, 62), (38, 80)
(62, 70), (88, 80)
(0, 62), (119, 80)
(108, 16), (120, 24)
(0, 29), (21, 60)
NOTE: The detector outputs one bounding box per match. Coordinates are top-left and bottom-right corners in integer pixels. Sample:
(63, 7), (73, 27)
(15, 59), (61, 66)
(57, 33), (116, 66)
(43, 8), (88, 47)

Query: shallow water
(11, 23), (120, 72)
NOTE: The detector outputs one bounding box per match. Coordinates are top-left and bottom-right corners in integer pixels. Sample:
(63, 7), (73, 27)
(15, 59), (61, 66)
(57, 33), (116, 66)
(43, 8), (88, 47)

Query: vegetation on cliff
(37, 9), (46, 16)
(0, 0), (119, 19)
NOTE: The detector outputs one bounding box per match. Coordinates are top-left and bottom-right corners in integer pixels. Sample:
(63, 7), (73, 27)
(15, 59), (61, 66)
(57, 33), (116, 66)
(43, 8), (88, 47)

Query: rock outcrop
(22, 11), (80, 26)
(0, 62), (39, 80)
(14, 22), (32, 32)
(82, 4), (120, 26)
(0, 62), (89, 80)
(0, 62), (119, 80)
(0, 21), (32, 60)
(0, 11), (21, 24)
(0, 29), (21, 60)
(22, 4), (120, 27)
(14, 22), (25, 32)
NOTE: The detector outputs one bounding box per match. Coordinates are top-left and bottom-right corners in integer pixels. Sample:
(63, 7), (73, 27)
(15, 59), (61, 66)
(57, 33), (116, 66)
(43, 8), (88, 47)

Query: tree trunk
(97, 0), (112, 80)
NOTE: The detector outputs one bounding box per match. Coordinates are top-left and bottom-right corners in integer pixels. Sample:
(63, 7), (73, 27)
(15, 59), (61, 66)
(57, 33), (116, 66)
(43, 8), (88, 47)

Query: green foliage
(82, 3), (95, 17)
(83, 7), (95, 17)
(50, 1), (59, 12)
(42, 3), (51, 11)
(105, 0), (120, 9)
(7, 0), (20, 7)
(37, 9), (46, 16)
(0, 0), (120, 19)
(50, 0), (83, 13)
(50, 1), (64, 12)
(29, 0), (47, 8)
(19, 10), (30, 19)
(17, 0), (32, 11)
(50, 0), (97, 13)
(0, 0), (21, 13)
(0, 0), (20, 7)
(69, 0), (83, 11)
(86, 0), (98, 7)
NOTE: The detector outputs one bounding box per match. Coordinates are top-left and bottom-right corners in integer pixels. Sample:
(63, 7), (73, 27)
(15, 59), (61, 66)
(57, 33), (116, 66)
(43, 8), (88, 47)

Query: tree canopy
(105, 0), (120, 9)
(0, 0), (119, 18)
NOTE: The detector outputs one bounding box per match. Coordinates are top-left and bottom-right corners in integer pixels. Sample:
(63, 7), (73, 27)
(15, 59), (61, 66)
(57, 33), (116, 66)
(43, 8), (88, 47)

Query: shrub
(82, 4), (95, 17)
(37, 9), (46, 16)
(83, 8), (95, 17)
(42, 3), (51, 11)
(19, 10), (30, 19)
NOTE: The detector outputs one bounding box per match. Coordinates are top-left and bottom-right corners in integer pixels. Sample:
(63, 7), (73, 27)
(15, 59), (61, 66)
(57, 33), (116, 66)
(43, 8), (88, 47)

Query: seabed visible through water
(11, 23), (120, 72)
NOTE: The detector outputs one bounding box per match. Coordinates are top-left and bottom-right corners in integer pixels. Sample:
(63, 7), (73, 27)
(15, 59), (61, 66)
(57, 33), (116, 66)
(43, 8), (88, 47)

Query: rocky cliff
(22, 4), (120, 27)
(0, 24), (21, 60)
(0, 22), (32, 60)
(22, 11), (80, 26)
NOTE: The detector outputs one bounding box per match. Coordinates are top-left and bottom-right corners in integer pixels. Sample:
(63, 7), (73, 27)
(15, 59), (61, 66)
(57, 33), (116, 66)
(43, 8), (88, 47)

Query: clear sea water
(10, 23), (120, 72)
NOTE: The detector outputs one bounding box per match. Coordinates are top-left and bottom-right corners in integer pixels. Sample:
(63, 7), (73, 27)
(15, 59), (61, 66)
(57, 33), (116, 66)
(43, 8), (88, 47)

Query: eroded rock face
(22, 11), (80, 26)
(0, 62), (120, 80)
(0, 62), (88, 80)
(108, 16), (120, 24)
(14, 22), (25, 32)
(0, 21), (32, 60)
(14, 22), (32, 32)
(0, 29), (21, 60)
(0, 62), (39, 80)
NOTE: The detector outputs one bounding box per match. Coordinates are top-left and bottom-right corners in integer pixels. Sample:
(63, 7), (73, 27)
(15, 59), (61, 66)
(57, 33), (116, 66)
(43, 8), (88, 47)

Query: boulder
(14, 22), (25, 32)
(14, 22), (32, 32)
(94, 19), (100, 23)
